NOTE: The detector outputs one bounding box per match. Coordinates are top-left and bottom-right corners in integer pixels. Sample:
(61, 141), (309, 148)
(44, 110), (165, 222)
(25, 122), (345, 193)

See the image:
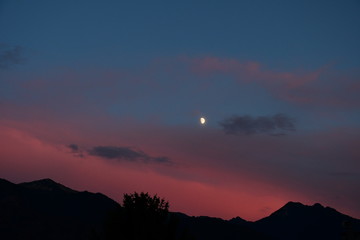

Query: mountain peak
(312, 203), (324, 208)
(19, 178), (77, 193)
(280, 201), (325, 211)
(229, 216), (248, 224)
(33, 178), (58, 184)
(267, 201), (329, 219)
(284, 201), (304, 207)
(0, 178), (14, 186)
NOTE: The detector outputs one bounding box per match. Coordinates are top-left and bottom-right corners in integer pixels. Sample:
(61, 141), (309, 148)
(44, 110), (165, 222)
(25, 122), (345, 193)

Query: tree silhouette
(123, 192), (170, 239)
(104, 192), (178, 240)
(123, 192), (169, 219)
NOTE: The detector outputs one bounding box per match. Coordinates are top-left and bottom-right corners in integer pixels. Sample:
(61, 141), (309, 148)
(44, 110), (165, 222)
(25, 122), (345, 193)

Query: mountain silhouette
(253, 201), (360, 240)
(1, 177), (359, 240)
(173, 212), (270, 240)
(19, 178), (77, 193)
(173, 202), (360, 240)
(0, 178), (119, 240)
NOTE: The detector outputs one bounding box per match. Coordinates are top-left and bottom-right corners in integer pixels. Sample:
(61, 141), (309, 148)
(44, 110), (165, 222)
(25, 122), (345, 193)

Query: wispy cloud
(0, 44), (24, 69)
(87, 145), (171, 164)
(182, 56), (360, 108)
(219, 113), (295, 135)
(67, 144), (84, 157)
(68, 144), (79, 152)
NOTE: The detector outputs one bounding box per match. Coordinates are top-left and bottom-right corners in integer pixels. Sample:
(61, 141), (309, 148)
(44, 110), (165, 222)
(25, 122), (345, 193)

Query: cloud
(67, 144), (84, 157)
(186, 56), (320, 88)
(219, 113), (295, 135)
(89, 146), (144, 160)
(68, 144), (79, 152)
(0, 44), (24, 69)
(88, 145), (171, 164)
(182, 56), (360, 108)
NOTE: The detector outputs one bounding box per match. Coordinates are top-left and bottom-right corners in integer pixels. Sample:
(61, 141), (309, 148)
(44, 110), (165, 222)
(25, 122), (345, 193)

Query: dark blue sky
(1, 0), (360, 127)
(2, 1), (359, 65)
(1, 0), (360, 220)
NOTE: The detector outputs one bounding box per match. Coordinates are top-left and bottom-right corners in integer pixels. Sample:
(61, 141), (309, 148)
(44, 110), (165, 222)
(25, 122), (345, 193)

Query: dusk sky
(1, 0), (360, 221)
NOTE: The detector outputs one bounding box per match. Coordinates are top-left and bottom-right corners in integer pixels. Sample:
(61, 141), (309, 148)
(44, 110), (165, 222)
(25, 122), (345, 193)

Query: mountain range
(1, 177), (359, 240)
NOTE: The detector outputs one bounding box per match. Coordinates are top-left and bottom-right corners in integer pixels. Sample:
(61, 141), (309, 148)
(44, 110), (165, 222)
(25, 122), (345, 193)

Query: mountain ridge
(19, 178), (78, 193)
(1, 177), (359, 240)
(0, 177), (120, 240)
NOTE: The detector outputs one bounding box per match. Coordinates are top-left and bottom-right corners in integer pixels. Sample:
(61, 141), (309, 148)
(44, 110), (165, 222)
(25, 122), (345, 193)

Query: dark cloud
(0, 44), (24, 69)
(89, 146), (144, 160)
(219, 113), (295, 135)
(88, 146), (171, 164)
(67, 144), (84, 158)
(68, 144), (79, 152)
(152, 156), (171, 163)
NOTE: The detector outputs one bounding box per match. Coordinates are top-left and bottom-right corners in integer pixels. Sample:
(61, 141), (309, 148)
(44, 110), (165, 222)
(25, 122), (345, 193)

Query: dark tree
(123, 192), (169, 219)
(123, 192), (169, 239)
(104, 192), (178, 240)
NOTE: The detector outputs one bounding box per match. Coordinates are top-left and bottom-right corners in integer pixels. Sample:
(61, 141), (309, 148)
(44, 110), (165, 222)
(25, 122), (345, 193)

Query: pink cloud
(186, 56), (320, 85)
(3, 56), (359, 114)
(182, 56), (359, 108)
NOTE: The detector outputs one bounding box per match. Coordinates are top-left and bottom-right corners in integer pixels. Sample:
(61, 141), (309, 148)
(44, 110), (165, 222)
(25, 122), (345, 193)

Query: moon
(200, 117), (206, 125)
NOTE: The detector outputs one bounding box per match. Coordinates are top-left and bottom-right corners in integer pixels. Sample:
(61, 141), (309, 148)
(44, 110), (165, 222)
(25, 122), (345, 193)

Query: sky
(0, 0), (360, 221)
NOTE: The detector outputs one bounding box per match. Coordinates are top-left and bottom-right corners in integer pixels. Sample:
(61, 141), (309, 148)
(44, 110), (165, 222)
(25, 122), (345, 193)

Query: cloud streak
(219, 113), (295, 135)
(87, 145), (171, 164)
(0, 44), (24, 69)
(67, 144), (84, 158)
(183, 56), (360, 108)
(68, 144), (79, 152)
